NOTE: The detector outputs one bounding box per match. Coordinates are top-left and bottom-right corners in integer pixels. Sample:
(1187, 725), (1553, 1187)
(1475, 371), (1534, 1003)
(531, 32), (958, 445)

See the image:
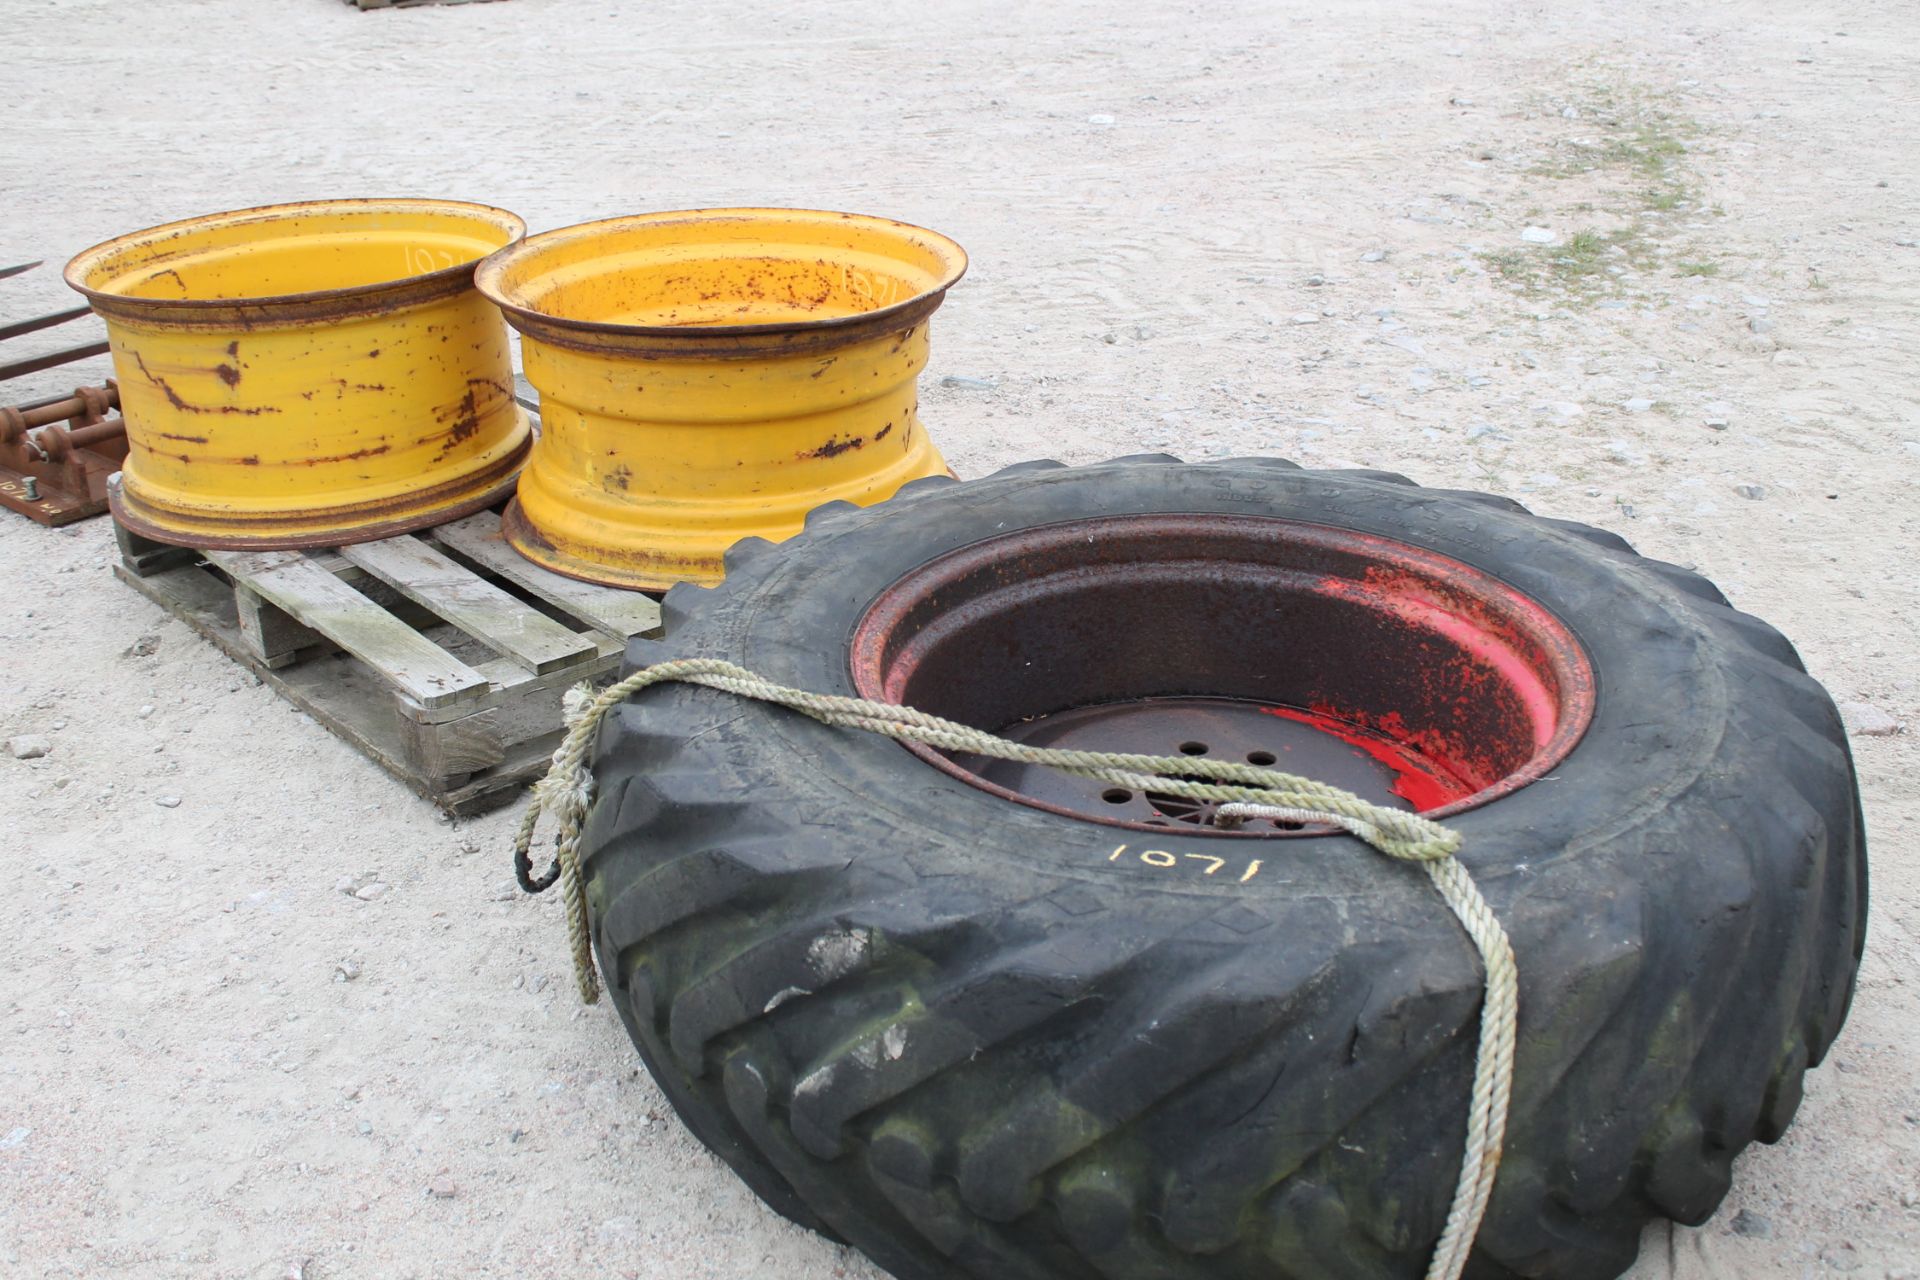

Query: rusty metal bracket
(0, 382), (127, 526)
(1, 262), (124, 525)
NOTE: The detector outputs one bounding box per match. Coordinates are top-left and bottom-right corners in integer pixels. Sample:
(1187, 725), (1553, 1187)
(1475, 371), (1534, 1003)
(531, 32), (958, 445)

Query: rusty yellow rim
(67, 199), (531, 550)
(474, 208), (966, 588)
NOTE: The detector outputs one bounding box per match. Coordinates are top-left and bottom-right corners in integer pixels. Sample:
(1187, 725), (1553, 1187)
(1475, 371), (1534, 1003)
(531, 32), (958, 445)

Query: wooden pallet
(113, 511), (660, 814)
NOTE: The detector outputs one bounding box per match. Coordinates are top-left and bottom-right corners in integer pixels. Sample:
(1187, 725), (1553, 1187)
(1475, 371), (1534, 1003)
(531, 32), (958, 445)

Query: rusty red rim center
(849, 513), (1595, 836)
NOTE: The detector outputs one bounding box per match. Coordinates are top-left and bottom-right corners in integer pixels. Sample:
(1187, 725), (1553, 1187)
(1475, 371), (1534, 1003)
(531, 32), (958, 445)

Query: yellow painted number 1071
(1109, 843), (1263, 883)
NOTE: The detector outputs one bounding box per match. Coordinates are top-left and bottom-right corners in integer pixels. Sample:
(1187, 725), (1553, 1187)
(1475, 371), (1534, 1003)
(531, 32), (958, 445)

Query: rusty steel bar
(61, 418), (127, 448)
(3, 383), (119, 432)
(8, 389), (82, 414)
(31, 417), (127, 463)
(0, 339), (111, 383)
(0, 305), (92, 343)
(0, 261), (44, 282)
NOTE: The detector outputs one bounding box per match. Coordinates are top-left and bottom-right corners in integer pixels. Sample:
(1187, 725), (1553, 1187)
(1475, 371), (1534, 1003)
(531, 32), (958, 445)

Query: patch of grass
(1565, 229), (1611, 256)
(1598, 124), (1688, 178)
(1528, 88), (1700, 216)
(1496, 81), (1722, 308)
(1555, 230), (1614, 280)
(1482, 226), (1644, 297)
(1527, 156), (1589, 181)
(1483, 250), (1531, 281)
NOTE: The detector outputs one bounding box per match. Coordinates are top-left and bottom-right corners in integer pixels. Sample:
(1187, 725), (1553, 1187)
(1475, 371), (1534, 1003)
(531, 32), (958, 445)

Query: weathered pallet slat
(206, 549), (490, 709)
(339, 535), (595, 675)
(116, 511), (661, 813)
(432, 513), (663, 638)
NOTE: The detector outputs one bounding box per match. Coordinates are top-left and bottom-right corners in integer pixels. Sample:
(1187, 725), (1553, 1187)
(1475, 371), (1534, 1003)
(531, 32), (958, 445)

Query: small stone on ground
(1838, 701), (1905, 737)
(7, 735), (51, 760)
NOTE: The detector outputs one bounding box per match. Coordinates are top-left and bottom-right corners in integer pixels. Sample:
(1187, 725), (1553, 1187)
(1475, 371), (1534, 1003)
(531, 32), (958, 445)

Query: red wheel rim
(850, 513), (1596, 837)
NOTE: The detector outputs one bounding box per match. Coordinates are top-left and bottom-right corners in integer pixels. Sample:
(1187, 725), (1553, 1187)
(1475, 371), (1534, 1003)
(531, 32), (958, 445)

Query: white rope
(1218, 805), (1515, 1279)
(517, 658), (1517, 1280)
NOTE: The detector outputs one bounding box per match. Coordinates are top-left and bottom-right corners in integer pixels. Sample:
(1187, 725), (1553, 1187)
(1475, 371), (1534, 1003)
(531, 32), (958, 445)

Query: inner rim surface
(67, 199), (525, 309)
(475, 207), (967, 338)
(849, 513), (1595, 837)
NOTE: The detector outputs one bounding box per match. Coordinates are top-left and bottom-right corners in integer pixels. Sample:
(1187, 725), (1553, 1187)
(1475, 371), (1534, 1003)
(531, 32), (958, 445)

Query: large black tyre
(576, 458), (1867, 1280)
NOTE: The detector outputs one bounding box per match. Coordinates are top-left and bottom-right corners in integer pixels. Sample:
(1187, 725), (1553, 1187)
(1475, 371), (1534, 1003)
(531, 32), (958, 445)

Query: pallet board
(206, 548), (493, 708)
(113, 511), (661, 814)
(338, 536), (595, 675)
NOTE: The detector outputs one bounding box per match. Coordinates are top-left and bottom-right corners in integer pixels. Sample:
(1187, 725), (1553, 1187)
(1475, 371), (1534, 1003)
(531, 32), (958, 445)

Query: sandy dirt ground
(2, 0), (1917, 1276)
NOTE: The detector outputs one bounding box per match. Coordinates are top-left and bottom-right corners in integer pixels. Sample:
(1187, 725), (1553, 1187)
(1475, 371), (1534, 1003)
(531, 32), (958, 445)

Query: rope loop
(512, 658), (1515, 1280)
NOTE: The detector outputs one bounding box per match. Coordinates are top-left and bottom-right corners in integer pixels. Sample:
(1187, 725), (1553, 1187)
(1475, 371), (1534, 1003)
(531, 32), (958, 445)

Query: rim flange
(850, 512), (1596, 838)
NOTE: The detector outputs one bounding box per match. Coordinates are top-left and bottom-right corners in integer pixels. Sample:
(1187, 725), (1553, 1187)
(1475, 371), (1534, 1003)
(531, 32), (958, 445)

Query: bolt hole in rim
(849, 513), (1596, 837)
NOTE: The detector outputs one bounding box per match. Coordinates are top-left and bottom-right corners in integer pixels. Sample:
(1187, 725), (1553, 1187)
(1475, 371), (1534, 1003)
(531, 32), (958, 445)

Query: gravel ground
(2, 1), (1916, 1277)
